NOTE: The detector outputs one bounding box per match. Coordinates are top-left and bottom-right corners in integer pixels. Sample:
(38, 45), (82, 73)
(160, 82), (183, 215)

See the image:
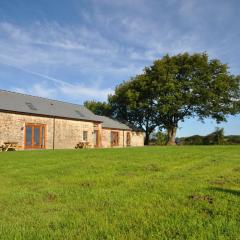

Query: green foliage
(224, 135), (240, 144)
(109, 53), (240, 145)
(147, 53), (240, 144)
(178, 135), (204, 145)
(84, 100), (112, 116)
(203, 127), (225, 145)
(109, 74), (160, 145)
(150, 131), (168, 145)
(179, 128), (240, 145)
(0, 146), (240, 239)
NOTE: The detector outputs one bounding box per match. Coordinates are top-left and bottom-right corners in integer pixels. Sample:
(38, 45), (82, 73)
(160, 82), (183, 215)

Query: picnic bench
(0, 142), (18, 152)
(75, 141), (91, 149)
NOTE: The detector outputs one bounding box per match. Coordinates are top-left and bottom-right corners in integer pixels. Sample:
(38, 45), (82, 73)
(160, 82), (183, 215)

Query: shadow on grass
(210, 187), (240, 196)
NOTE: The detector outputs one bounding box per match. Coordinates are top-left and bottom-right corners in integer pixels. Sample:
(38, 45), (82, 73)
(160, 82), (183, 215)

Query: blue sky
(0, 0), (239, 137)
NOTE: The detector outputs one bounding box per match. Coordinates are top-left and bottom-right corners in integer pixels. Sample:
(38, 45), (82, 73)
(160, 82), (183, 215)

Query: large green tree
(146, 53), (240, 145)
(109, 74), (161, 145)
(109, 53), (239, 145)
(85, 53), (240, 146)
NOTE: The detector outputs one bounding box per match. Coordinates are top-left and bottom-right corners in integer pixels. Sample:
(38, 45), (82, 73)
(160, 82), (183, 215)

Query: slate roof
(0, 89), (135, 130)
(96, 115), (131, 130)
(0, 89), (101, 122)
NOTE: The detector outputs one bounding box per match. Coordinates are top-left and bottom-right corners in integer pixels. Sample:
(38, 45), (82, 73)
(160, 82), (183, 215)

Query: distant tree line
(85, 53), (240, 145)
(150, 128), (240, 145)
(177, 128), (225, 145)
(178, 130), (240, 145)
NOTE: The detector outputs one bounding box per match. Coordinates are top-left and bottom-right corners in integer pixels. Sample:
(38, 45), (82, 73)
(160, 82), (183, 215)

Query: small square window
(83, 131), (88, 141)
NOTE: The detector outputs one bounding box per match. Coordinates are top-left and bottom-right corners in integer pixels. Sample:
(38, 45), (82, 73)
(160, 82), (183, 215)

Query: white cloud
(0, 0), (239, 101)
(12, 83), (57, 99)
(0, 21), (145, 81)
(7, 64), (113, 101)
(0, 19), (201, 72)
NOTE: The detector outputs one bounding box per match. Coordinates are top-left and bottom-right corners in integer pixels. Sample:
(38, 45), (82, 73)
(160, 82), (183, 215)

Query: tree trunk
(167, 127), (177, 146)
(144, 132), (150, 145)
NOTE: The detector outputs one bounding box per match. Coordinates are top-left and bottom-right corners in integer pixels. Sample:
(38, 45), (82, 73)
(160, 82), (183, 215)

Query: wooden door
(126, 132), (131, 146)
(111, 131), (119, 146)
(93, 130), (99, 147)
(25, 124), (46, 149)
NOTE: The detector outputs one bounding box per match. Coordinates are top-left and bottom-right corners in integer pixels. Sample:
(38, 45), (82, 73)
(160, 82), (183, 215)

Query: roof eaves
(0, 108), (103, 123)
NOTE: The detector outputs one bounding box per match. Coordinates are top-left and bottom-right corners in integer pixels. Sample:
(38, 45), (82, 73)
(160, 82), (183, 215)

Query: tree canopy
(109, 74), (161, 145)
(145, 53), (240, 144)
(85, 53), (240, 145)
(84, 100), (112, 116)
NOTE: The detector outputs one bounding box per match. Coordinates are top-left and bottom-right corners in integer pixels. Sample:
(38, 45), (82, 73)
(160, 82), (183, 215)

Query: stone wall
(0, 112), (97, 149)
(101, 128), (144, 147)
(131, 131), (145, 146)
(54, 118), (95, 149)
(101, 128), (125, 148)
(0, 112), (144, 149)
(0, 112), (54, 149)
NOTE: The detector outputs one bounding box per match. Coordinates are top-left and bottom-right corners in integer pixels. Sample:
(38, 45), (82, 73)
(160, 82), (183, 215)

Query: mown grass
(0, 146), (239, 240)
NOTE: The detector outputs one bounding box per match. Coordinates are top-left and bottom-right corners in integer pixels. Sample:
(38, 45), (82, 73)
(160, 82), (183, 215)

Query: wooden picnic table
(0, 142), (18, 152)
(75, 141), (91, 149)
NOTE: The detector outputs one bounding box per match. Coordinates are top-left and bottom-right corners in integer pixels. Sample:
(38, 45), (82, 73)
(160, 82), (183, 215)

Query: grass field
(0, 146), (239, 240)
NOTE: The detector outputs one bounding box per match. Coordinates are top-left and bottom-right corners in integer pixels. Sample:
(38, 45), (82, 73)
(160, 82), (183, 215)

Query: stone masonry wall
(131, 131), (145, 146)
(0, 112), (144, 149)
(101, 129), (125, 148)
(101, 129), (144, 147)
(0, 112), (54, 149)
(0, 112), (97, 149)
(54, 118), (95, 149)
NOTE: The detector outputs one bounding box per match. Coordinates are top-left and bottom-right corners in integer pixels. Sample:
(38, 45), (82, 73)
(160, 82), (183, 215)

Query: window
(42, 126), (45, 146)
(83, 131), (88, 141)
(25, 124), (45, 149)
(111, 131), (119, 146)
(26, 126), (33, 146)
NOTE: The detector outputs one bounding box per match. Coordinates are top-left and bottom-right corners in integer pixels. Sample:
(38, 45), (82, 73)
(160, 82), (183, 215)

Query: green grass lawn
(0, 146), (239, 240)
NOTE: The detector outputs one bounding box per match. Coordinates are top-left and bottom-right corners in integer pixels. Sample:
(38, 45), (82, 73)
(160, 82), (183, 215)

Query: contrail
(0, 60), (69, 86)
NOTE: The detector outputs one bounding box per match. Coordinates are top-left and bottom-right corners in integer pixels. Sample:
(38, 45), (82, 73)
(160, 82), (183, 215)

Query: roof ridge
(0, 89), (85, 108)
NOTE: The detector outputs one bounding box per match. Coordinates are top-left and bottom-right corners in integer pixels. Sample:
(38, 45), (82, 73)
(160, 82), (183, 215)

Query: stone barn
(0, 90), (144, 150)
